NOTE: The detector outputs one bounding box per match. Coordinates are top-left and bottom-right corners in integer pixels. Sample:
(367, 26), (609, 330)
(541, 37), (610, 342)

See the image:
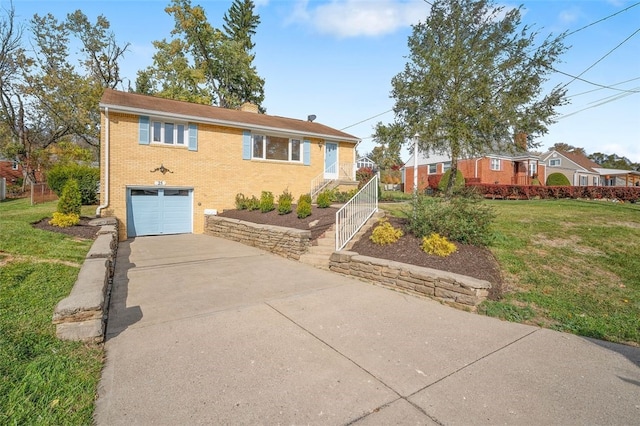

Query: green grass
(0, 198), (103, 425)
(381, 198), (640, 345)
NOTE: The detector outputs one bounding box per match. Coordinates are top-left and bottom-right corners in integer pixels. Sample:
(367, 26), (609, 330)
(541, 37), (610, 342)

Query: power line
(558, 89), (638, 120)
(565, 2), (640, 37)
(553, 68), (640, 93)
(568, 76), (640, 98)
(340, 109), (393, 131)
(561, 27), (640, 88)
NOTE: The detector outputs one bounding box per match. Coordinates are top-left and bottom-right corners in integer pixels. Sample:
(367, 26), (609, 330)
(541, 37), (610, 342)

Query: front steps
(298, 210), (385, 270)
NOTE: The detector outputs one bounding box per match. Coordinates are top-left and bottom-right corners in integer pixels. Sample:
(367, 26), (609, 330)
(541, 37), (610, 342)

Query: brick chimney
(240, 102), (259, 113)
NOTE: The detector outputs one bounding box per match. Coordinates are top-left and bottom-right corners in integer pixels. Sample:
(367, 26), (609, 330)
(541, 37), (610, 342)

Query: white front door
(324, 142), (338, 179)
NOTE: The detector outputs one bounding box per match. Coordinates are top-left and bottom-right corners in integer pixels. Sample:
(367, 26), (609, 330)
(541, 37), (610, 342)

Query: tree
(136, 0), (265, 111)
(0, 6), (127, 185)
(223, 0), (260, 54)
(589, 152), (640, 171)
(552, 142), (586, 155)
(370, 122), (404, 171)
(391, 0), (568, 194)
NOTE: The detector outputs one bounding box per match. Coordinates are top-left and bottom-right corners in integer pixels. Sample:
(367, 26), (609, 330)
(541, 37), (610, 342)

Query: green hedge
(47, 164), (100, 205)
(546, 172), (571, 186)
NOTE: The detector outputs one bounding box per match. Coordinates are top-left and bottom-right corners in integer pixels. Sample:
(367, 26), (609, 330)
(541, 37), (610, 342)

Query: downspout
(96, 107), (109, 216)
(475, 157), (482, 179)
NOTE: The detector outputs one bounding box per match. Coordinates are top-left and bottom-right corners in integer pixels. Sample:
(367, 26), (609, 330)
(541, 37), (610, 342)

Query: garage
(126, 187), (193, 237)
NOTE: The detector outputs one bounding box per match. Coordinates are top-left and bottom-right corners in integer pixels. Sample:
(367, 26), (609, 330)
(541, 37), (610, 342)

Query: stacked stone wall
(205, 215), (311, 260)
(329, 251), (490, 309)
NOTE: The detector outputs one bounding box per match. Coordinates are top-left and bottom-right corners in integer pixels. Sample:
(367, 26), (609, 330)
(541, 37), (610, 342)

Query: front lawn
(0, 198), (103, 425)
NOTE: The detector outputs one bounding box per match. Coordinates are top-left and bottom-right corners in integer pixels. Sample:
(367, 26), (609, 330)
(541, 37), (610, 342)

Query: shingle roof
(555, 150), (601, 172)
(100, 89), (359, 143)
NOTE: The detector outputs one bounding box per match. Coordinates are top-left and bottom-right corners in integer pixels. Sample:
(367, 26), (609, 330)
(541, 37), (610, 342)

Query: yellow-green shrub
(49, 212), (80, 228)
(370, 219), (403, 245)
(421, 233), (457, 257)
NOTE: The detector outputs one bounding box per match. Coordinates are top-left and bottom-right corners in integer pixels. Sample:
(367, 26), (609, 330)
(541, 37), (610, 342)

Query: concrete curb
(53, 217), (118, 343)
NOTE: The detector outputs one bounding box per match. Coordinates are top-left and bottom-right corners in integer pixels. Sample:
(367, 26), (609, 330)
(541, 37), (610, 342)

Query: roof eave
(99, 102), (360, 144)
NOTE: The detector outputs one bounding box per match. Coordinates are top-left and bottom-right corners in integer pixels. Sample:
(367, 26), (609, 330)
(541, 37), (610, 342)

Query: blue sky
(6, 0), (640, 163)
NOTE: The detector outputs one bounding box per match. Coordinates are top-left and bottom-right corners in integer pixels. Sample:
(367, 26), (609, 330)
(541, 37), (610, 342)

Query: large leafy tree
(391, 0), (568, 194)
(589, 152), (640, 171)
(370, 122), (404, 171)
(136, 0), (265, 110)
(0, 5), (127, 184)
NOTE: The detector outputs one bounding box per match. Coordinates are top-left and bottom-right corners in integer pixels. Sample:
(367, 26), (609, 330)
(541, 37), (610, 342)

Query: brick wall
(101, 112), (355, 240)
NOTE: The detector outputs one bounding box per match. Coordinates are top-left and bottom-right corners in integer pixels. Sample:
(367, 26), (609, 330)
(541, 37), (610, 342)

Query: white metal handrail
(335, 174), (378, 251)
(310, 162), (356, 199)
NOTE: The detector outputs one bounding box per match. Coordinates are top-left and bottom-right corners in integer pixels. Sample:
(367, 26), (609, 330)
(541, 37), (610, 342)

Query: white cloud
(288, 0), (430, 38)
(558, 7), (581, 25)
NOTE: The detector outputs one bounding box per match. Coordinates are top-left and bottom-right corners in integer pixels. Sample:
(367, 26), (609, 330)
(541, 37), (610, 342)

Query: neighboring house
(402, 149), (544, 193)
(0, 157), (22, 183)
(540, 149), (640, 187)
(356, 156), (376, 170)
(98, 89), (359, 241)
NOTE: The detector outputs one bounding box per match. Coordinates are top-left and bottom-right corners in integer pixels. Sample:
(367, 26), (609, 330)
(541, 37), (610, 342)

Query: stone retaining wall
(205, 215), (311, 260)
(329, 251), (491, 309)
(52, 217), (118, 343)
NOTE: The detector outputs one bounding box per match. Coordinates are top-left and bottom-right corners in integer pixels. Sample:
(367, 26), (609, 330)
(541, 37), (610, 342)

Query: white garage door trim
(126, 186), (193, 237)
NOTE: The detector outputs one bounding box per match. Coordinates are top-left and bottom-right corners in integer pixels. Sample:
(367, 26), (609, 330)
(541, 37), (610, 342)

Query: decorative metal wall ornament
(150, 164), (174, 174)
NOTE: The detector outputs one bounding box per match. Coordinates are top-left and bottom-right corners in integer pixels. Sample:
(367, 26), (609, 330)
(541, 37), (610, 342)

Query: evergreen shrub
(277, 189), (293, 215)
(546, 172), (571, 186)
(421, 233), (457, 257)
(260, 191), (275, 213)
(370, 218), (403, 245)
(296, 193), (312, 218)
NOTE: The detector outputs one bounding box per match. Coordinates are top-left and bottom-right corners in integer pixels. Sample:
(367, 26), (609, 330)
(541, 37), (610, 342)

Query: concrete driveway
(95, 234), (640, 425)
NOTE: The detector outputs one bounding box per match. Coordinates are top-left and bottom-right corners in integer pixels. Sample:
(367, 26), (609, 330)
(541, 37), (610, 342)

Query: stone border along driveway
(53, 213), (491, 343)
(52, 217), (118, 343)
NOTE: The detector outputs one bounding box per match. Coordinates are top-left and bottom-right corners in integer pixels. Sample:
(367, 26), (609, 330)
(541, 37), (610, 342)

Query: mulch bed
(218, 206), (338, 241)
(351, 216), (503, 298)
(32, 217), (100, 240)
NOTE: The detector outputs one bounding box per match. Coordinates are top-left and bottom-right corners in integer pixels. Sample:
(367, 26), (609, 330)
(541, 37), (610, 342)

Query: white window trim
(490, 158), (501, 171)
(549, 158), (561, 167)
(151, 119), (188, 146)
(442, 162), (451, 172)
(11, 161), (19, 170)
(252, 133), (303, 163)
(427, 164), (437, 174)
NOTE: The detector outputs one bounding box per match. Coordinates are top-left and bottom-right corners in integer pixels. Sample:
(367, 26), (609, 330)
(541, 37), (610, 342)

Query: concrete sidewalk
(95, 234), (640, 425)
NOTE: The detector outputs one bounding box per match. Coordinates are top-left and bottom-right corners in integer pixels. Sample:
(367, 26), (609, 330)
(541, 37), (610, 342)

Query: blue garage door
(127, 188), (192, 237)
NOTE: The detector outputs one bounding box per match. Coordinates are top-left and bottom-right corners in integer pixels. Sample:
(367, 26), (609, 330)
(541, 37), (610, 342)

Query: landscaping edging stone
(329, 251), (491, 309)
(52, 217), (118, 343)
(204, 215), (311, 260)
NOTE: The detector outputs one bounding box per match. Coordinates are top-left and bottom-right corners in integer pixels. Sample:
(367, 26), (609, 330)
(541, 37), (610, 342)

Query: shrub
(49, 212), (80, 228)
(296, 193), (312, 218)
(317, 190), (332, 208)
(57, 179), (82, 216)
(260, 191), (275, 213)
(546, 172), (571, 186)
(370, 218), (403, 245)
(246, 195), (260, 211)
(356, 167), (375, 188)
(332, 188), (358, 203)
(235, 193), (247, 210)
(277, 189), (293, 215)
(437, 169), (465, 193)
(406, 195), (495, 246)
(47, 164), (100, 205)
(421, 233), (457, 257)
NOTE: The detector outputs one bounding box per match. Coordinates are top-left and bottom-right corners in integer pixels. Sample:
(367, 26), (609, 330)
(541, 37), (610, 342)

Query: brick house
(97, 89), (359, 240)
(403, 149), (544, 193)
(0, 157), (22, 184)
